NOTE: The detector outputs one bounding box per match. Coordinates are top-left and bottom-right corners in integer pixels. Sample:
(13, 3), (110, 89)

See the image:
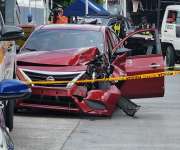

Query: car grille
(23, 70), (80, 87)
(24, 95), (77, 108)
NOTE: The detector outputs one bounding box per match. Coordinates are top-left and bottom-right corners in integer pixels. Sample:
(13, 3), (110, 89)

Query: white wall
(17, 0), (45, 8)
(16, 0), (49, 25)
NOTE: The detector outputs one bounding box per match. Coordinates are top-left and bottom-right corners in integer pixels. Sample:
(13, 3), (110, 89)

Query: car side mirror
(0, 25), (24, 41)
(0, 80), (31, 101)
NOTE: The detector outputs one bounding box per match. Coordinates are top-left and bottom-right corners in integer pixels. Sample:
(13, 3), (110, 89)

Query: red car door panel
(120, 54), (164, 98)
(112, 29), (165, 99)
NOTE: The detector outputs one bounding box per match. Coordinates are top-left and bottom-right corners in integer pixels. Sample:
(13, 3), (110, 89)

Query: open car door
(113, 29), (165, 99)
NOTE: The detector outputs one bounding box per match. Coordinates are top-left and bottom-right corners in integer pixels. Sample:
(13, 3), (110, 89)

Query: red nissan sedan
(16, 24), (164, 116)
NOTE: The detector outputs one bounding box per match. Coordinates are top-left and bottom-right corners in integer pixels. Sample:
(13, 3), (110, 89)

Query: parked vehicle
(0, 10), (24, 131)
(16, 24), (164, 116)
(161, 5), (180, 68)
(0, 79), (31, 150)
(78, 15), (133, 38)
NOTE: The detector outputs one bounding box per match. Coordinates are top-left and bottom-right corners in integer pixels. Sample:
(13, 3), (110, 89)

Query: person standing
(112, 17), (126, 39)
(53, 8), (68, 24)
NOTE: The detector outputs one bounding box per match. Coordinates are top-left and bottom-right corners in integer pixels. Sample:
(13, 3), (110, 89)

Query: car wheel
(5, 101), (14, 131)
(5, 65), (16, 131)
(166, 45), (175, 70)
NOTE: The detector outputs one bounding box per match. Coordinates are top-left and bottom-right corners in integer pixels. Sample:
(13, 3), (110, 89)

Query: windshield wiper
(23, 47), (38, 51)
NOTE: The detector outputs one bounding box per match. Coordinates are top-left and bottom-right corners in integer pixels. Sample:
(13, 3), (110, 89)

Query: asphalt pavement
(11, 74), (180, 150)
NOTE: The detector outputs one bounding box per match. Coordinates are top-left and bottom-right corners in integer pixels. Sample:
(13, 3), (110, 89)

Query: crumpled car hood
(17, 47), (98, 66)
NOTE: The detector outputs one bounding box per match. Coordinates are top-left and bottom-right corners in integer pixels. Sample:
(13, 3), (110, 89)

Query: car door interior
(124, 36), (157, 56)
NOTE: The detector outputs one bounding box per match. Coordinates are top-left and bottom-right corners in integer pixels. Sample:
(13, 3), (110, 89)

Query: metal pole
(104, 0), (108, 10)
(157, 0), (161, 30)
(0, 0), (5, 19)
(123, 0), (126, 17)
(51, 0), (53, 10)
(43, 0), (46, 24)
(46, 0), (49, 24)
(35, 0), (36, 24)
(29, 0), (31, 15)
(0, 11), (4, 25)
(85, 0), (88, 16)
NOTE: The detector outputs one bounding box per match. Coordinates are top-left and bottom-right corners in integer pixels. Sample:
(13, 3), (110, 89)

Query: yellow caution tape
(26, 70), (180, 85)
(121, 65), (179, 71)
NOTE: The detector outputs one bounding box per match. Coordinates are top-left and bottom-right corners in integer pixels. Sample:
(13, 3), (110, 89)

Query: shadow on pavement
(15, 109), (113, 121)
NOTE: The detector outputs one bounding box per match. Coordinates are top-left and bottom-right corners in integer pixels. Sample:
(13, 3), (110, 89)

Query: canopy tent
(64, 0), (110, 16)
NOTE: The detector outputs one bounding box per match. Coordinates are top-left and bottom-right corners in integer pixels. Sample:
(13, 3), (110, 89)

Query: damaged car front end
(17, 46), (121, 116)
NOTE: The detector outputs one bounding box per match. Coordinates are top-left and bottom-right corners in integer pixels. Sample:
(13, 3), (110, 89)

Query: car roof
(39, 24), (105, 31)
(83, 15), (125, 19)
(79, 15), (128, 26)
(166, 5), (180, 11)
(80, 15), (126, 22)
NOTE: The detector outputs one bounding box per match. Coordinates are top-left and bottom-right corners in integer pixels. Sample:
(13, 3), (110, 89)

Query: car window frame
(109, 29), (120, 47)
(112, 28), (162, 56)
(105, 29), (113, 58)
(167, 10), (177, 24)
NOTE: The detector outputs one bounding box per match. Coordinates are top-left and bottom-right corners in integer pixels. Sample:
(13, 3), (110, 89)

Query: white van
(161, 5), (180, 68)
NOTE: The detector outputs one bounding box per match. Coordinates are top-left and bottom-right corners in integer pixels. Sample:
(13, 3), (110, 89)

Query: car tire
(166, 45), (175, 70)
(5, 101), (14, 131)
(4, 65), (16, 131)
